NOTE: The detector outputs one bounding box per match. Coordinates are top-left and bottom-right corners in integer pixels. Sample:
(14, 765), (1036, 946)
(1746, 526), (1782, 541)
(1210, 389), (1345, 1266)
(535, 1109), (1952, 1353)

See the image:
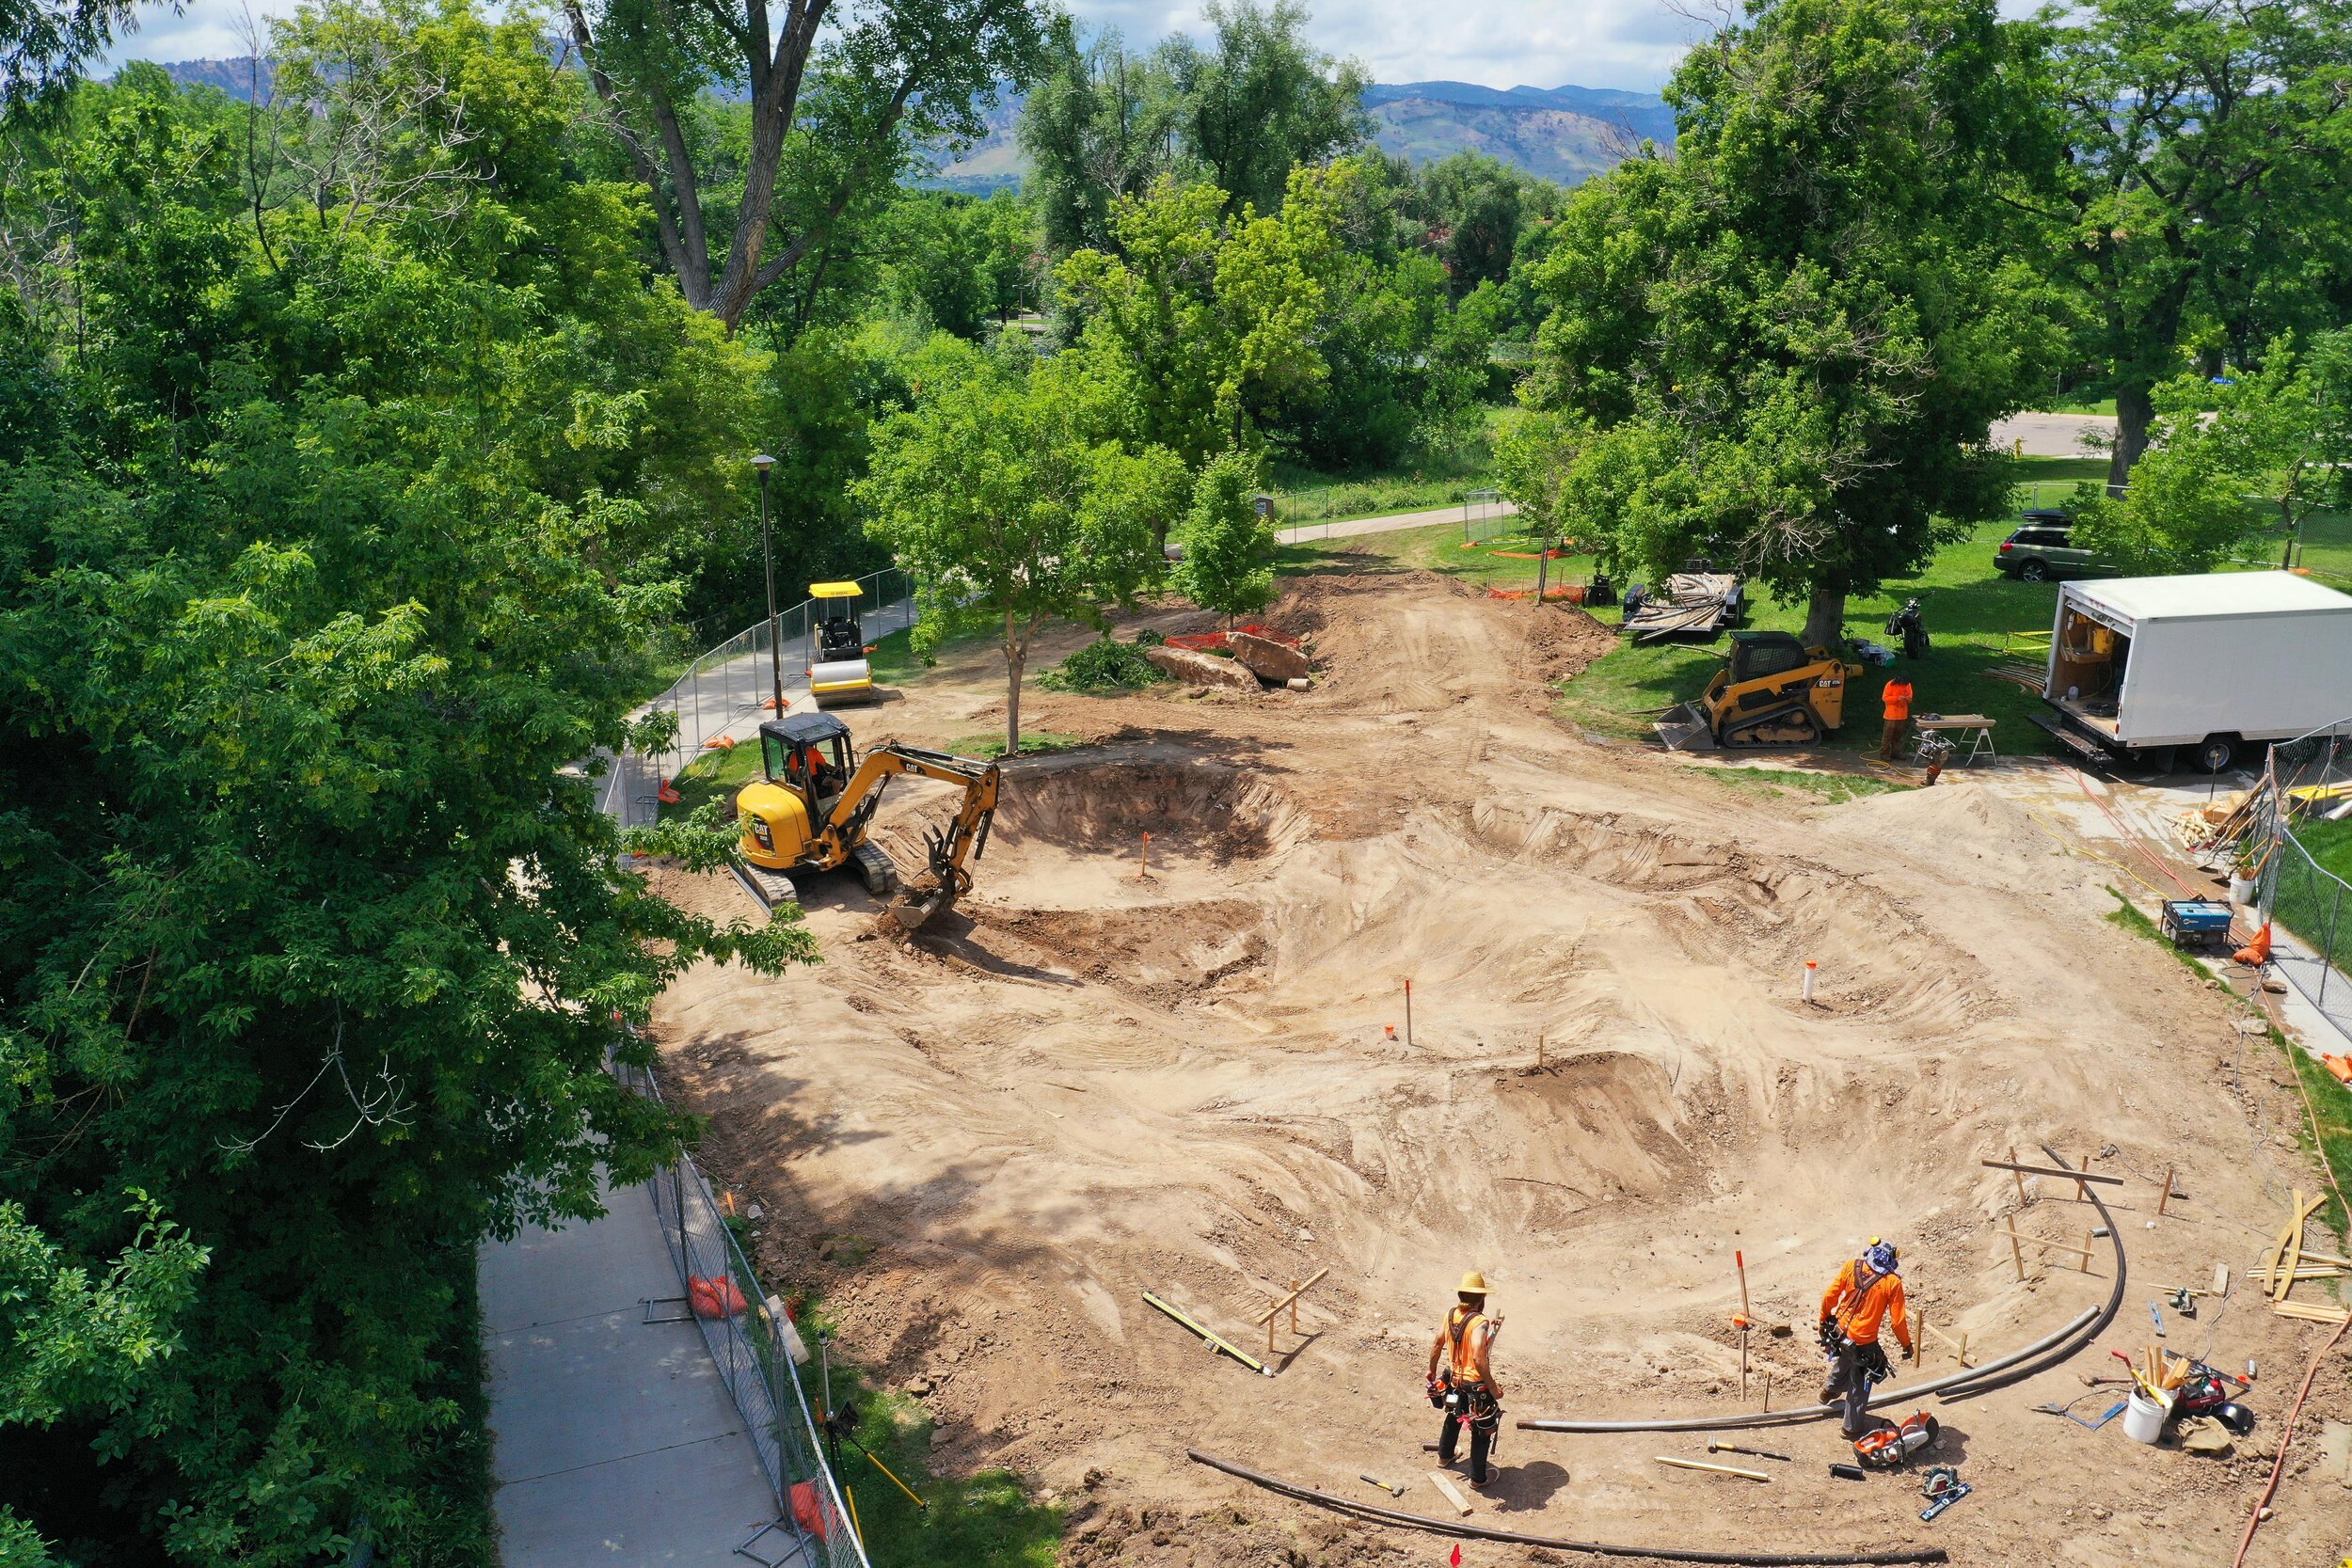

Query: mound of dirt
(649, 566), (2347, 1568)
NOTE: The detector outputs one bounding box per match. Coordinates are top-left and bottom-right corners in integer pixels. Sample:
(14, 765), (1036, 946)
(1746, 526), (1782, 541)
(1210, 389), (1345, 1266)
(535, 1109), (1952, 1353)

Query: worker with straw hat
(1426, 1271), (1504, 1487)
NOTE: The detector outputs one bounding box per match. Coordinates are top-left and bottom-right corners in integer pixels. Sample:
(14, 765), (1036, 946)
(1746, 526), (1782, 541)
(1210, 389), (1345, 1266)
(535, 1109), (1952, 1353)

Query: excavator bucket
(885, 819), (979, 931)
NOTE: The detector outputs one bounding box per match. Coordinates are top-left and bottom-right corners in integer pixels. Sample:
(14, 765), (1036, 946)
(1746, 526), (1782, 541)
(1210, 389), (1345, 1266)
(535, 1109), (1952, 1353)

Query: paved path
(1991, 411), (2118, 460)
(481, 1171), (792, 1568)
(1277, 499), (1517, 546)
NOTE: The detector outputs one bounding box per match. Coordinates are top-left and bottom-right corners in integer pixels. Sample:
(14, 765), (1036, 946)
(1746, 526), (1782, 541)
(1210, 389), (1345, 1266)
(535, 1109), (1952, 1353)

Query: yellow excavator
(730, 712), (999, 929)
(1661, 631), (1862, 748)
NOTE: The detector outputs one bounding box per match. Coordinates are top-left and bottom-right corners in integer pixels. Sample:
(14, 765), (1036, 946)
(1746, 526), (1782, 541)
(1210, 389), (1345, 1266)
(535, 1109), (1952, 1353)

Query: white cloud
(1059, 0), (1705, 91)
(107, 0), (1706, 90)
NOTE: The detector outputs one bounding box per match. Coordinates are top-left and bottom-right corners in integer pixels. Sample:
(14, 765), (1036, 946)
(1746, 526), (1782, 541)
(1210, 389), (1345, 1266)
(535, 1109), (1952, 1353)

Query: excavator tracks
(851, 842), (899, 897)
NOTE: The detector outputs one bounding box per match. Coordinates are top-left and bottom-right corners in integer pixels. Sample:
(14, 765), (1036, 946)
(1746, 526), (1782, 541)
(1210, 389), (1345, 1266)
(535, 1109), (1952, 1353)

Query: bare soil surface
(646, 568), (2349, 1567)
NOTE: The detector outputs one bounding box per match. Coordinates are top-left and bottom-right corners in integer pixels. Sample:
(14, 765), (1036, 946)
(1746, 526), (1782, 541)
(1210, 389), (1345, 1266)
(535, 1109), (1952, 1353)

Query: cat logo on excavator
(1660, 632), (1863, 749)
(730, 712), (998, 929)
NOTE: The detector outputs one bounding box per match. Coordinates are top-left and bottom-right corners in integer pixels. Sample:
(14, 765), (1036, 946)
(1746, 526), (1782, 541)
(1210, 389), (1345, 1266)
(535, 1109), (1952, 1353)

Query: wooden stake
(2008, 1145), (2026, 1207)
(1734, 1250), (1753, 1327)
(1405, 979), (1413, 1047)
(1138, 832), (1151, 879)
(1740, 1327), (1750, 1400)
(2156, 1167), (2174, 1217)
(2081, 1230), (2093, 1273)
(1536, 1034), (1545, 1070)
(1998, 1226), (2097, 1261)
(2008, 1227), (2026, 1282)
(2077, 1153), (2091, 1202)
(1252, 1268), (1330, 1327)
(1761, 1371), (1771, 1412)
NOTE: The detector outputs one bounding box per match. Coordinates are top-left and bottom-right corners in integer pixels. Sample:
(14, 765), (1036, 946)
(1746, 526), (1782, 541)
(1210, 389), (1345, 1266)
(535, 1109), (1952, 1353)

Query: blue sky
(106, 0), (1711, 93)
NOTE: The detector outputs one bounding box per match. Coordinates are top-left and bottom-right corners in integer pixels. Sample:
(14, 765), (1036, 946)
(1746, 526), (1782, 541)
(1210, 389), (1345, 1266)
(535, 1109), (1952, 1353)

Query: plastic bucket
(2122, 1388), (2173, 1445)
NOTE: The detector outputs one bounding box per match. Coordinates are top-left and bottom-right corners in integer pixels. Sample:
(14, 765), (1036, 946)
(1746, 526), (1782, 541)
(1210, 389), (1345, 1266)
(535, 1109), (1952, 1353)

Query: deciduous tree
(1526, 0), (2064, 649)
(854, 350), (1185, 753)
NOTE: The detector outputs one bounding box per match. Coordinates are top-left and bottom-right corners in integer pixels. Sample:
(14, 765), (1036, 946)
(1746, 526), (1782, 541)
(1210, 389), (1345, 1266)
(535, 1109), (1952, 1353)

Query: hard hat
(1458, 1271), (1489, 1294)
(1864, 1241), (1899, 1274)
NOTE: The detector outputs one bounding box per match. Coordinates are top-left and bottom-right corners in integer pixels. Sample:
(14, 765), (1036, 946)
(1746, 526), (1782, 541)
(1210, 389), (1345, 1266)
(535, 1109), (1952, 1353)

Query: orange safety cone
(2233, 923), (2272, 968)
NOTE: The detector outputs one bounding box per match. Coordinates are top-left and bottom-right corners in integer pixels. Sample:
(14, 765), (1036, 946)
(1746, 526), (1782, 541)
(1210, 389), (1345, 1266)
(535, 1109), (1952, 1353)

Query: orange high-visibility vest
(1442, 1306), (1492, 1384)
(1822, 1259), (1910, 1349)
(1882, 680), (1914, 721)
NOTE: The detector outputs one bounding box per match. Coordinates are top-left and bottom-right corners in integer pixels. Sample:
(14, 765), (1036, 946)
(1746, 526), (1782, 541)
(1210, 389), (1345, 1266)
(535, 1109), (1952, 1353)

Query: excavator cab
(741, 712), (852, 868)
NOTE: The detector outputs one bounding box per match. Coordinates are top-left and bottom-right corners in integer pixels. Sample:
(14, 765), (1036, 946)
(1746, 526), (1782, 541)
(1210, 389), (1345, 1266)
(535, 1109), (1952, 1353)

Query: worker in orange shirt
(1878, 673), (1915, 763)
(1425, 1271), (1504, 1488)
(1819, 1240), (1913, 1436)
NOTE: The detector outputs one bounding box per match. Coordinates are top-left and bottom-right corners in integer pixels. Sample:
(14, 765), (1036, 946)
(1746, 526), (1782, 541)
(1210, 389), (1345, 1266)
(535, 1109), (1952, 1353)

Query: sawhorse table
(1912, 714), (1997, 767)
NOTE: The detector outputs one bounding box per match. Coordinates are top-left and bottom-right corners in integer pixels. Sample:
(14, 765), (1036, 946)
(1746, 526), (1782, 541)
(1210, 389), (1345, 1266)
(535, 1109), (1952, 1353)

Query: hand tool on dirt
(1656, 1455), (1769, 1482)
(1140, 1289), (1272, 1376)
(1827, 1463), (1867, 1481)
(2032, 1394), (2126, 1431)
(1358, 1473), (1406, 1498)
(2165, 1287), (2196, 1319)
(2148, 1301), (2166, 1338)
(1917, 1466), (1970, 1523)
(1707, 1440), (1791, 1462)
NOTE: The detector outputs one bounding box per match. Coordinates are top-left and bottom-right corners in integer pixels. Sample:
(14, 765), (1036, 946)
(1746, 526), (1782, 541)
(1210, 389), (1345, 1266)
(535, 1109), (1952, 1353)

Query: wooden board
(1427, 1470), (1472, 1516)
(2273, 1192), (2326, 1304)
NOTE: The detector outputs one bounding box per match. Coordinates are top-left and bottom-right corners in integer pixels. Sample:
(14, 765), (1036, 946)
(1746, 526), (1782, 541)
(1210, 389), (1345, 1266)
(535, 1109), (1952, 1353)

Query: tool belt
(1442, 1378), (1499, 1427)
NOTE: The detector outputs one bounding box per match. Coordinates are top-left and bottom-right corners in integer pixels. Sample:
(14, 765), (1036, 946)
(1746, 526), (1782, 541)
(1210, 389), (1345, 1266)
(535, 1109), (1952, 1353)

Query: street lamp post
(753, 453), (781, 714)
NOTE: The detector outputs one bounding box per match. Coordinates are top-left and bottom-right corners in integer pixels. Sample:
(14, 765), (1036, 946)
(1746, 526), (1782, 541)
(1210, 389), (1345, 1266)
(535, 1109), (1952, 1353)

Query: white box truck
(2031, 570), (2352, 773)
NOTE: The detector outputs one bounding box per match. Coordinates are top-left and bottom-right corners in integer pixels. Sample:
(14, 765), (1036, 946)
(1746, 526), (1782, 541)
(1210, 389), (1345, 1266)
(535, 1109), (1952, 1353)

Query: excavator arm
(822, 743), (1001, 928)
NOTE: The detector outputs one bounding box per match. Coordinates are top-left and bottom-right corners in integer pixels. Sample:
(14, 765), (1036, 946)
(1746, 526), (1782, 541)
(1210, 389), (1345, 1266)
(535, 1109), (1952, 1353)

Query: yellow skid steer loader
(1658, 632), (1861, 749)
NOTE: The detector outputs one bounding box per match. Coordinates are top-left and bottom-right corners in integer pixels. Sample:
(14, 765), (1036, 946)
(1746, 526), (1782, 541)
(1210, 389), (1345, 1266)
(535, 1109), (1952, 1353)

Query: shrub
(1040, 636), (1168, 692)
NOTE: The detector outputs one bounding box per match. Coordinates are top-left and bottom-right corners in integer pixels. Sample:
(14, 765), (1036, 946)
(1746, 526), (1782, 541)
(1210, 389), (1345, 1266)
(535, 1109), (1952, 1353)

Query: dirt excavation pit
(649, 571), (2347, 1568)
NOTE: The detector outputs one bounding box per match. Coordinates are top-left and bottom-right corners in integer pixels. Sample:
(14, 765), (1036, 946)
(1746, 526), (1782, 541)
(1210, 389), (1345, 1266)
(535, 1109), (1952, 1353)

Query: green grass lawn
(664, 737), (763, 820)
(1264, 408), (1517, 526)
(1560, 516), (2066, 752)
(2296, 817), (2352, 883)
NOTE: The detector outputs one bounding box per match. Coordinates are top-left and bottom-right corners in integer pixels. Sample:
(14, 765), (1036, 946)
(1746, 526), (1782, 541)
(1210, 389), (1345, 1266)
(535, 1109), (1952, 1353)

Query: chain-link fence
(1460, 488), (1513, 543)
(612, 1049), (871, 1568)
(595, 568), (916, 831)
(2255, 720), (2352, 1037)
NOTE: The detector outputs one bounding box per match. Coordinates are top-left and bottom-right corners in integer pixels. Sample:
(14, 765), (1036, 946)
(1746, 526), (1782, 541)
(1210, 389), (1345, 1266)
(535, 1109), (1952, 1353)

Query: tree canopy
(1525, 0), (2065, 646)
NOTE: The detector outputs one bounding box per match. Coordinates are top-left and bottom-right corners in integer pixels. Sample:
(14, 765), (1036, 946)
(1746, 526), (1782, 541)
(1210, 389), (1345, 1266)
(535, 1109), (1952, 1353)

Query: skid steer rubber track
(851, 841), (899, 897)
(1718, 700), (1822, 747)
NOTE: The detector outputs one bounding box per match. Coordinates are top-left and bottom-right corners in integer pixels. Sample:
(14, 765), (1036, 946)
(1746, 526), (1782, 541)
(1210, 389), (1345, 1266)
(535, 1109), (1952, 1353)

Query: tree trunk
(2107, 379), (2154, 496)
(1800, 586), (1846, 652)
(1003, 611), (1026, 757)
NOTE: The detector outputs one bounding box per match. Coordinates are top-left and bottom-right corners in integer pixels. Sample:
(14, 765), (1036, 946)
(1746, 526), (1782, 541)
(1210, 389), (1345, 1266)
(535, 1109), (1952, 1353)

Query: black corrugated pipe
(1517, 1145), (2125, 1434)
(1184, 1449), (1949, 1566)
(1932, 1144), (2127, 1402)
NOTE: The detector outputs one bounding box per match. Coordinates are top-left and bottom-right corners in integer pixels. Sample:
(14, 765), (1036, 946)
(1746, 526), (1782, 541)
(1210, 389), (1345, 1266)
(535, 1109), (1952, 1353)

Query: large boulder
(1143, 643), (1262, 692)
(1228, 631), (1310, 684)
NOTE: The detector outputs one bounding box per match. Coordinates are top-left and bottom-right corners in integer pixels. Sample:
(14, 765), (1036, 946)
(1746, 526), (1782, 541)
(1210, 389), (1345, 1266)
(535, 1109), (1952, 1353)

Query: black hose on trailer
(1184, 1449), (1948, 1566)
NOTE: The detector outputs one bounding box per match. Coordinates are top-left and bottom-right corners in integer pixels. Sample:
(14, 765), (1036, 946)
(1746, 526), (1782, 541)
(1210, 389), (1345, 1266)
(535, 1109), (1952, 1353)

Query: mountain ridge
(133, 58), (1674, 190)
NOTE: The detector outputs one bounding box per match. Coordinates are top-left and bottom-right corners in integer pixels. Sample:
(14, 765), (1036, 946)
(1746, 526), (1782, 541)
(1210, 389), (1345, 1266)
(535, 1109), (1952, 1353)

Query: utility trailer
(2029, 571), (2352, 773)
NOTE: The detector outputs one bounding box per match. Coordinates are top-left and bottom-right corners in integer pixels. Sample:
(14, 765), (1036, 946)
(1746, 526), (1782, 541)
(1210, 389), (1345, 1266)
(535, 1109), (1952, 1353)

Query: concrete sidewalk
(1276, 499), (1517, 546)
(482, 1171), (789, 1568)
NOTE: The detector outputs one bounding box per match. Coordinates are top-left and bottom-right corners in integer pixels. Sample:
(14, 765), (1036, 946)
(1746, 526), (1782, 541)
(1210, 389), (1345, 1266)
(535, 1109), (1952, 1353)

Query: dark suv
(1995, 509), (2118, 582)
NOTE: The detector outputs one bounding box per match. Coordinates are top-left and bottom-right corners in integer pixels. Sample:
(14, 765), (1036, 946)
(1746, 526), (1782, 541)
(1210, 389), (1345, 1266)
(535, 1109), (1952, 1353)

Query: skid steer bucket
(1654, 702), (1713, 752)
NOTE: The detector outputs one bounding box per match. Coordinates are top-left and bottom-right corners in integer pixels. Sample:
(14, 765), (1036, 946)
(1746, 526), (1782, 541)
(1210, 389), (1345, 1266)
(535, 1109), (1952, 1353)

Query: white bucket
(2122, 1388), (2173, 1445)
